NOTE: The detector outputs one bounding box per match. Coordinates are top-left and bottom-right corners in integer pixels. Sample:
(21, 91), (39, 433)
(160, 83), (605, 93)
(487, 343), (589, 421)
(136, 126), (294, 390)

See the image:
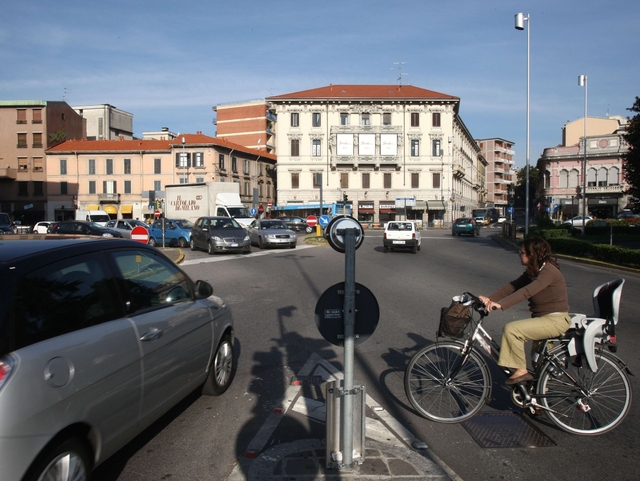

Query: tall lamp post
(578, 74), (588, 234)
(515, 12), (530, 236)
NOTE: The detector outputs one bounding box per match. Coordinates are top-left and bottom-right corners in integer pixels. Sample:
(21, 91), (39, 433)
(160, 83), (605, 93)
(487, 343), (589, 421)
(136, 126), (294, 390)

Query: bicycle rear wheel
(537, 350), (632, 435)
(404, 341), (490, 423)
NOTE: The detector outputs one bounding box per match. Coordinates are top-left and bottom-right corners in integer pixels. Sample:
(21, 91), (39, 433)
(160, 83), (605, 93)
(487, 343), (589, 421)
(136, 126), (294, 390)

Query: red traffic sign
(268, 201), (273, 208)
(154, 209), (161, 218)
(131, 226), (150, 244)
(258, 204), (265, 213)
(306, 215), (318, 227)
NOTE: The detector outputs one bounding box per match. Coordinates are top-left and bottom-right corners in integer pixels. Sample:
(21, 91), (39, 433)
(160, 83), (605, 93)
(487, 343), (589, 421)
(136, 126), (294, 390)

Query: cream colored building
(72, 104), (134, 140)
(45, 133), (276, 222)
(267, 85), (485, 226)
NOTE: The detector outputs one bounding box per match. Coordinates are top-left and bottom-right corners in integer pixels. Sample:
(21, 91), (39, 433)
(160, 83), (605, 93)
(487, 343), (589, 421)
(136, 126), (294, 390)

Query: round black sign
(315, 282), (379, 346)
(324, 215), (365, 253)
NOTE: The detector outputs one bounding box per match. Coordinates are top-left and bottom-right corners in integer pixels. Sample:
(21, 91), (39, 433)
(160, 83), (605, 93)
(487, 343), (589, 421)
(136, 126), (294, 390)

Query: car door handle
(140, 328), (163, 342)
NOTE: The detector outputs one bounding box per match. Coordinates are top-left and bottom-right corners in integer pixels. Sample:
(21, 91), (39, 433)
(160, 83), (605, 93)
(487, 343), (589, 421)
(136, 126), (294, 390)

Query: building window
(60, 159), (67, 175)
(154, 180), (161, 191)
(106, 158), (113, 175)
(569, 169), (579, 188)
(218, 154), (225, 170)
(124, 158), (131, 174)
(244, 159), (250, 174)
(312, 112), (321, 127)
(597, 167), (608, 187)
(559, 169), (568, 188)
(432, 112), (441, 127)
(432, 139), (441, 157)
(609, 167), (620, 185)
(89, 181), (96, 194)
(18, 181), (28, 196)
(124, 180), (131, 194)
(383, 112), (391, 126)
(384, 173), (392, 189)
(411, 112), (419, 127)
(244, 182), (250, 196)
(33, 157), (43, 171)
(259, 162), (263, 175)
(88, 159), (96, 175)
(291, 139), (300, 157)
(340, 113), (349, 126)
(313, 172), (322, 187)
(32, 109), (42, 123)
(33, 181), (43, 196)
(196, 177), (205, 183)
(340, 173), (349, 189)
(587, 168), (596, 187)
(98, 118), (104, 139)
(177, 152), (190, 168)
(411, 173), (419, 188)
(32, 132), (43, 148)
(17, 109), (27, 124)
(232, 156), (237, 172)
(291, 112), (299, 127)
(411, 139), (419, 157)
(154, 158), (161, 174)
(193, 152), (204, 168)
(433, 173), (441, 189)
(312, 139), (322, 157)
(18, 157), (28, 171)
(362, 172), (370, 189)
(291, 172), (299, 189)
(60, 181), (68, 195)
(361, 113), (371, 126)
(104, 180), (116, 194)
(17, 133), (27, 148)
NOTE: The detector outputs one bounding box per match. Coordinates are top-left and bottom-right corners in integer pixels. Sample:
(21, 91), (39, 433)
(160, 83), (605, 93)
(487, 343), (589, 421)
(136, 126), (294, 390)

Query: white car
(564, 215), (593, 227)
(32, 221), (52, 234)
(383, 220), (421, 253)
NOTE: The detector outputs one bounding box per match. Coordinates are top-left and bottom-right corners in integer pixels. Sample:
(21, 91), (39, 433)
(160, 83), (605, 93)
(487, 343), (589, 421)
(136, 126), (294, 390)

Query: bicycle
(404, 279), (633, 435)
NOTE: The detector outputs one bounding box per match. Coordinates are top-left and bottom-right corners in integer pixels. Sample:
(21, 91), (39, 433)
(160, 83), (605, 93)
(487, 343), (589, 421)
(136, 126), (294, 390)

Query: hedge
(546, 237), (640, 268)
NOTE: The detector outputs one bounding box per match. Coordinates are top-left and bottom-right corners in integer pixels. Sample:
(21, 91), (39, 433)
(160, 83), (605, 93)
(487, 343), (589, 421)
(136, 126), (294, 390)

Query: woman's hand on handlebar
(479, 295), (502, 312)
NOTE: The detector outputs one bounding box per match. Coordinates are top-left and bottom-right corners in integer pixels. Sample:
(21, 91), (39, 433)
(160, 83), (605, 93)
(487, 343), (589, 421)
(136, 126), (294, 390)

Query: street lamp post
(515, 12), (530, 236)
(579, 74), (588, 234)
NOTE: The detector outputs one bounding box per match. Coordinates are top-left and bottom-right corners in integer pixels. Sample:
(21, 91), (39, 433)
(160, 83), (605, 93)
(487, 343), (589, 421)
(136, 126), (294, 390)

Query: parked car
(190, 216), (251, 255)
(0, 212), (14, 234)
(452, 217), (480, 237)
(247, 219), (297, 249)
(383, 220), (421, 253)
(278, 216), (312, 233)
(105, 219), (148, 238)
(52, 220), (123, 238)
(32, 221), (53, 234)
(148, 218), (193, 247)
(0, 238), (234, 480)
(617, 210), (640, 220)
(564, 215), (594, 227)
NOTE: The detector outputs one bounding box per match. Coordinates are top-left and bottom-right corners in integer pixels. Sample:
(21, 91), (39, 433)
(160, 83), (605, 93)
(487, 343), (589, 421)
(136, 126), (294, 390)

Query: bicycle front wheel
(404, 341), (491, 423)
(538, 350), (632, 435)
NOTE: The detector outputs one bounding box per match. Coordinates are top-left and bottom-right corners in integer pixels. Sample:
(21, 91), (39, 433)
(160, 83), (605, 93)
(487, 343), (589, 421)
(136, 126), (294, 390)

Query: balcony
(0, 167), (17, 180)
(98, 193), (120, 203)
(453, 164), (465, 178)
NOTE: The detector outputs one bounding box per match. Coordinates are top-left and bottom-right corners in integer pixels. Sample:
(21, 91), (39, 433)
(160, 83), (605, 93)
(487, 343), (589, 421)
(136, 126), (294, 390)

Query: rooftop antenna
(390, 62), (408, 86)
(606, 104), (610, 118)
(63, 87), (68, 102)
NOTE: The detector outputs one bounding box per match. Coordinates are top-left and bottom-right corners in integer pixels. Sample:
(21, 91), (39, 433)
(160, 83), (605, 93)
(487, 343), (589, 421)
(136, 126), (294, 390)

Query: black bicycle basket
(438, 300), (472, 338)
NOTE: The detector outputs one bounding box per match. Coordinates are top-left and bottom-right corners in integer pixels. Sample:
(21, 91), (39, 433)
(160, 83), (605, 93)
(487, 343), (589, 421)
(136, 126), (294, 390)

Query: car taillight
(0, 356), (15, 390)
(412, 233), (416, 239)
(383, 233), (387, 239)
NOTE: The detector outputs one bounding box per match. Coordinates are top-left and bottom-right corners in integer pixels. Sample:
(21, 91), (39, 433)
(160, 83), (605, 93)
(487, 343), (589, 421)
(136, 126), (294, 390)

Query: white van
(75, 210), (111, 226)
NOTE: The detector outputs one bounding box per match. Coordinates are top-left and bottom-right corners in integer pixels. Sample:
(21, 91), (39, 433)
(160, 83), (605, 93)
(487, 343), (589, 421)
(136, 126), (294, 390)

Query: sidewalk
(158, 246), (185, 264)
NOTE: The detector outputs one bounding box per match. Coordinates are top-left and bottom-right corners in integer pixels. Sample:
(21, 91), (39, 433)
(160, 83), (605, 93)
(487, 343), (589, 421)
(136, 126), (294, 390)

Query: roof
(46, 133), (276, 160)
(0, 100), (48, 107)
(0, 238), (136, 263)
(267, 85), (458, 101)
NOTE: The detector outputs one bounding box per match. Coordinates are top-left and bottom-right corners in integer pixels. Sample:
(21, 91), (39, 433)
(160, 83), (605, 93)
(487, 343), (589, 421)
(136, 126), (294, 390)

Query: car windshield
(129, 220), (147, 227)
(227, 207), (251, 218)
(261, 221), (286, 230)
(456, 219), (471, 224)
(211, 218), (241, 229)
(89, 214), (111, 222)
(173, 219), (194, 229)
(0, 213), (11, 226)
(88, 222), (108, 230)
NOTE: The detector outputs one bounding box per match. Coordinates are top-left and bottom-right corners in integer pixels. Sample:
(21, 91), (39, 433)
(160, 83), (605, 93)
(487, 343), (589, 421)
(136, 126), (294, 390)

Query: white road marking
(181, 243), (316, 265)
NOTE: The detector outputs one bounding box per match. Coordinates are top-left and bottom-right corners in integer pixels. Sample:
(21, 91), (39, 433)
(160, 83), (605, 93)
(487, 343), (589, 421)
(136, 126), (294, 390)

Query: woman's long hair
(522, 237), (558, 277)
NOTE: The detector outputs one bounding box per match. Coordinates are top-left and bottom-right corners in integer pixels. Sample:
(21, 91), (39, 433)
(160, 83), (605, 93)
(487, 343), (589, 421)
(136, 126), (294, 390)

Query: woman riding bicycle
(479, 237), (571, 385)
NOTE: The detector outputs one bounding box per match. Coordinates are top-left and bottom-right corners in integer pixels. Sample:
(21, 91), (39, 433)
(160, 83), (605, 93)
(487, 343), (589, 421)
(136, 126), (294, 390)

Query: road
(93, 226), (640, 481)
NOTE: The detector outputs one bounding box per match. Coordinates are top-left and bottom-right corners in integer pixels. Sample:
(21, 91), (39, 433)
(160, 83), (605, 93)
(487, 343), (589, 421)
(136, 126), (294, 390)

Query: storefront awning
(427, 200), (446, 211)
(103, 205), (118, 215)
(120, 205), (133, 214)
(412, 200), (427, 210)
(379, 201), (396, 213)
(358, 201), (375, 213)
(87, 205), (100, 210)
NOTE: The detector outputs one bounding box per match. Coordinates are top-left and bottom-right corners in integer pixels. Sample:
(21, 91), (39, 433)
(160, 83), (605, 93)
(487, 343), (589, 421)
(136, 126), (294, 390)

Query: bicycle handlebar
(462, 292), (490, 317)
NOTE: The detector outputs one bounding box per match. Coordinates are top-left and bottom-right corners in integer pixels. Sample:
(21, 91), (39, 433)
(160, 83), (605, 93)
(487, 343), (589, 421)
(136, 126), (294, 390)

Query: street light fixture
(578, 74), (588, 234)
(515, 12), (530, 236)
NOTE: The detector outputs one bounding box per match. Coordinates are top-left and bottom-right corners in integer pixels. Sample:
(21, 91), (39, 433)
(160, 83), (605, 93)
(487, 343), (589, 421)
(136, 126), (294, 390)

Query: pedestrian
(478, 237), (571, 384)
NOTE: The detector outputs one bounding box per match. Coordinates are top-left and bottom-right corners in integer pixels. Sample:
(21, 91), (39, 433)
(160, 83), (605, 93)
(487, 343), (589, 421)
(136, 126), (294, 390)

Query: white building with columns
(267, 84), (485, 226)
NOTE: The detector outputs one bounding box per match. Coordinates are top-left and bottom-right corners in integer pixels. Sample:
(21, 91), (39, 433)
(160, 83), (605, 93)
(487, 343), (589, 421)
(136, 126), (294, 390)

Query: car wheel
(202, 335), (234, 396)
(190, 238), (196, 251)
(290, 243), (296, 249)
(243, 247), (251, 254)
(258, 237), (264, 249)
(412, 246), (417, 254)
(148, 237), (157, 247)
(471, 230), (475, 237)
(178, 237), (188, 248)
(25, 437), (92, 481)
(207, 242), (215, 255)
(417, 245), (421, 251)
(384, 245), (389, 253)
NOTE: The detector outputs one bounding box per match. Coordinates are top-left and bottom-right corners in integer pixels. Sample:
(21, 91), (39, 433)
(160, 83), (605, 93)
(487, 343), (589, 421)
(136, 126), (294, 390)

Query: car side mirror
(194, 280), (214, 299)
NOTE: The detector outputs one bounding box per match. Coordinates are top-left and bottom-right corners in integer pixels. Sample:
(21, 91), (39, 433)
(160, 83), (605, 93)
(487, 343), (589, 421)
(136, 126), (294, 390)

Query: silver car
(0, 238), (234, 480)
(105, 219), (148, 238)
(247, 219), (297, 249)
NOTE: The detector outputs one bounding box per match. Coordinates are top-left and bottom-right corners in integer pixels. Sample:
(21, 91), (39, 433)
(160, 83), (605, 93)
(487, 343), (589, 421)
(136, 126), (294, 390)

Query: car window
(106, 221), (116, 227)
(110, 249), (192, 313)
(8, 254), (121, 351)
(174, 220), (193, 229)
(262, 221), (285, 229)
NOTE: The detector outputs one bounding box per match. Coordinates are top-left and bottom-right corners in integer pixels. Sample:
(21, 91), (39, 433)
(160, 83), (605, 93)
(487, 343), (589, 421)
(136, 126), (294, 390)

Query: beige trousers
(498, 312), (571, 370)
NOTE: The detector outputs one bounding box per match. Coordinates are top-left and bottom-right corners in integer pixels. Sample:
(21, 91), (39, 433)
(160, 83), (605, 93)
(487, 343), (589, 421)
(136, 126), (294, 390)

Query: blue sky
(1, 1), (638, 168)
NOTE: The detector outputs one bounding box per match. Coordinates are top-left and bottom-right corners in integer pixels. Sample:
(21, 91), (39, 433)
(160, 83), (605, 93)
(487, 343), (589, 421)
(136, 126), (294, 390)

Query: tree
(622, 97), (640, 205)
(514, 165), (539, 212)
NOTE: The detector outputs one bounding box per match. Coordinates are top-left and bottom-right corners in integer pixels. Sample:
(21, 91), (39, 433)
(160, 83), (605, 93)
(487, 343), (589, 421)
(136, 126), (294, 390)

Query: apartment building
(476, 138), (516, 215)
(213, 99), (276, 154)
(266, 84), (485, 226)
(536, 116), (629, 219)
(72, 104), (134, 140)
(0, 100), (85, 225)
(45, 133), (276, 222)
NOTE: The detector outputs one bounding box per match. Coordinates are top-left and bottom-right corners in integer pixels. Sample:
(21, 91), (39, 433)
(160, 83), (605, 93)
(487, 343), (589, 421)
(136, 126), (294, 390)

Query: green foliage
(547, 238), (640, 268)
(623, 97), (640, 201)
(514, 166), (539, 212)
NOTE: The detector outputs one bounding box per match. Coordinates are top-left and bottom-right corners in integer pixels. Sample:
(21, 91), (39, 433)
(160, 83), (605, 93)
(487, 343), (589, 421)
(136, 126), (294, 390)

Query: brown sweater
(489, 262), (570, 317)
